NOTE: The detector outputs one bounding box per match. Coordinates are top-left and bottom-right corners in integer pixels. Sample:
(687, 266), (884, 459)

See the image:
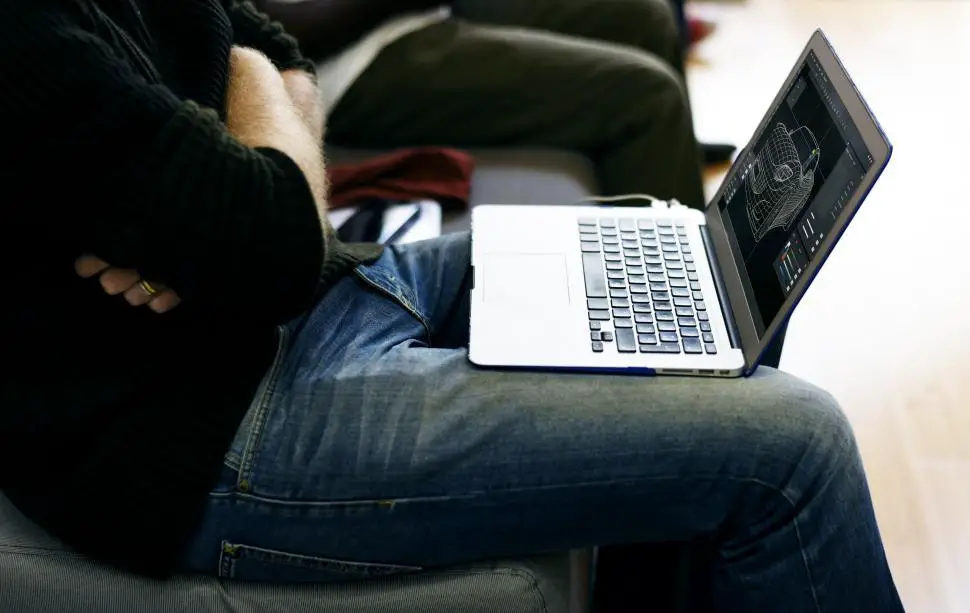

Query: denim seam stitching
(352, 267), (432, 342)
(207, 474), (821, 612)
(237, 325), (289, 489)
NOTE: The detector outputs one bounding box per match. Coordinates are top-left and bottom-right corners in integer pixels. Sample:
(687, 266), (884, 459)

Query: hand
(74, 255), (182, 314)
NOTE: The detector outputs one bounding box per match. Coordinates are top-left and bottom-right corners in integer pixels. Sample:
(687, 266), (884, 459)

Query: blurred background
(689, 1), (969, 611)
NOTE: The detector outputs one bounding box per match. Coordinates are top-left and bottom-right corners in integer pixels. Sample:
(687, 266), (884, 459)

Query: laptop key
(686, 263), (697, 272)
(673, 297), (691, 307)
(634, 313), (653, 323)
(654, 302), (673, 311)
(579, 218), (597, 226)
(688, 272), (699, 281)
(608, 278), (626, 289)
(600, 227), (618, 236)
(678, 318), (696, 328)
(683, 254), (694, 263)
(683, 338), (703, 354)
(581, 241), (601, 252)
(700, 322), (712, 332)
(613, 308), (631, 318)
(659, 332), (679, 344)
(607, 270), (625, 280)
(601, 331), (614, 342)
(705, 343), (717, 354)
(658, 322), (676, 332)
(591, 331), (602, 341)
(631, 294), (650, 303)
(694, 301), (707, 311)
(592, 341), (605, 353)
(629, 274), (647, 284)
(641, 343), (681, 354)
(614, 318), (633, 328)
(589, 321), (602, 331)
(668, 270), (686, 279)
(692, 292), (705, 301)
(610, 289), (629, 298)
(606, 262), (624, 271)
(702, 332), (715, 343)
(587, 298), (609, 310)
(638, 333), (658, 345)
(599, 218), (616, 228)
(582, 253), (608, 298)
(681, 328), (699, 338)
(690, 281), (701, 291)
(669, 278), (688, 288)
(671, 288), (690, 298)
(588, 310), (611, 321)
(612, 298), (630, 308)
(636, 323), (656, 334)
(630, 284), (649, 294)
(605, 253), (622, 262)
(649, 282), (667, 292)
(675, 307), (693, 317)
(615, 328), (637, 352)
(698, 311), (710, 322)
(656, 311), (674, 322)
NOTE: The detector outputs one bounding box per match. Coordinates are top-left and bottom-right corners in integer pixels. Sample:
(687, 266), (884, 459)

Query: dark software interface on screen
(718, 50), (873, 334)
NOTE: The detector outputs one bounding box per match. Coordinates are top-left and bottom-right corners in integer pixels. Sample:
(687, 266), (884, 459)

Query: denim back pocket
(219, 541), (422, 584)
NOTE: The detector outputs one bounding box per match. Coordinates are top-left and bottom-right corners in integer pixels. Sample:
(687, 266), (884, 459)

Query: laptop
(468, 29), (892, 377)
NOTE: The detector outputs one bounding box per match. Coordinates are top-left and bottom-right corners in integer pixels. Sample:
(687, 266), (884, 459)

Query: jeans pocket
(218, 541), (422, 584)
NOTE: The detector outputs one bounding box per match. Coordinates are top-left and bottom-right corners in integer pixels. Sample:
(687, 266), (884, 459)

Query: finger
(123, 280), (160, 306)
(99, 268), (141, 295)
(75, 254), (111, 278)
(147, 290), (182, 314)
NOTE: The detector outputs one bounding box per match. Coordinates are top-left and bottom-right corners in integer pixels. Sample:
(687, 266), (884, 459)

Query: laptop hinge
(700, 225), (742, 350)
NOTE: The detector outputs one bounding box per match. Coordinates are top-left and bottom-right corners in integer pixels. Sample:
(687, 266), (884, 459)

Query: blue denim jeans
(180, 232), (903, 612)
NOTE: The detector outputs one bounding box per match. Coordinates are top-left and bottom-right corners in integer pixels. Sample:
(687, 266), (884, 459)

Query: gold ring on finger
(139, 279), (160, 298)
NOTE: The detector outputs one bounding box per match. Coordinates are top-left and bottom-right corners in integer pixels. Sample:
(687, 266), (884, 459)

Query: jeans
(180, 233), (904, 612)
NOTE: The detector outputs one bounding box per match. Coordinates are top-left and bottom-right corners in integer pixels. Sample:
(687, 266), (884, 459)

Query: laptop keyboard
(579, 217), (718, 356)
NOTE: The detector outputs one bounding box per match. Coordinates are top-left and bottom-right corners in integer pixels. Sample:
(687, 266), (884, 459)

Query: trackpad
(483, 253), (569, 307)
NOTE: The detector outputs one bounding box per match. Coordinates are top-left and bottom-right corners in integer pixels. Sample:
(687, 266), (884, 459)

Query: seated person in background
(0, 2), (905, 611)
(255, 0), (709, 207)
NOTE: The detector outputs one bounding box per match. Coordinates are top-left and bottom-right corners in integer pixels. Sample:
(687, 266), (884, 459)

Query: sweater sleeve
(224, 0), (318, 75)
(0, 3), (325, 325)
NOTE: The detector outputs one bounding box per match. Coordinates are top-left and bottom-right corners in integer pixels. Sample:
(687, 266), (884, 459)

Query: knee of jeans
(767, 384), (861, 491)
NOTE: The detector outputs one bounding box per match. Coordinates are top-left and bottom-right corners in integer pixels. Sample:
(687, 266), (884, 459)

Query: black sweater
(0, 0), (381, 578)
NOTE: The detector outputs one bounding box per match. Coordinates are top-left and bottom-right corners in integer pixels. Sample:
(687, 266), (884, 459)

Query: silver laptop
(468, 29), (892, 377)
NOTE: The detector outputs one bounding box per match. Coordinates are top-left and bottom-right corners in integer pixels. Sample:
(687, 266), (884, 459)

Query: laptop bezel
(703, 28), (893, 374)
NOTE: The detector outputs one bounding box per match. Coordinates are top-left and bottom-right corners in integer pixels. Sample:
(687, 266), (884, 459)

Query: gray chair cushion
(0, 490), (593, 613)
(326, 147), (600, 233)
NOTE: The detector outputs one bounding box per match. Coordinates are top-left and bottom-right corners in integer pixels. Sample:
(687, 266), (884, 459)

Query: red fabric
(327, 147), (475, 210)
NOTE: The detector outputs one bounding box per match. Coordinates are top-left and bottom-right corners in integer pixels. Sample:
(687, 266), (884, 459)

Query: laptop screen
(717, 50), (875, 336)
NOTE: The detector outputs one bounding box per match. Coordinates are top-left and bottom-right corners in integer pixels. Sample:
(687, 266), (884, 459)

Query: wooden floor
(687, 1), (970, 611)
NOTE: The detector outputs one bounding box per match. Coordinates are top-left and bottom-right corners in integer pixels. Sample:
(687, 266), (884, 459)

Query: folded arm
(0, 5), (328, 325)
